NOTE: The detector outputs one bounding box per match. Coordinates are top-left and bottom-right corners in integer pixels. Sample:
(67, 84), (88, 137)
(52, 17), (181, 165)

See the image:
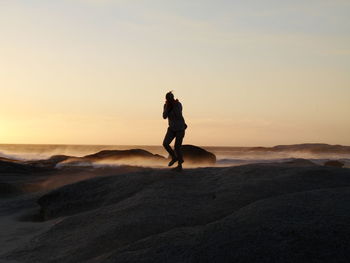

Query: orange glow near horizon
(1, 1), (350, 146)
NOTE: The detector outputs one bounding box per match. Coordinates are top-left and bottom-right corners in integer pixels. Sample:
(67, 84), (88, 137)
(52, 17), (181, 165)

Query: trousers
(162, 128), (185, 162)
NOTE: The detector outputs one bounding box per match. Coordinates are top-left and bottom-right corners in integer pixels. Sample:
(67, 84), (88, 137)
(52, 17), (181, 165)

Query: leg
(174, 130), (185, 165)
(163, 128), (176, 160)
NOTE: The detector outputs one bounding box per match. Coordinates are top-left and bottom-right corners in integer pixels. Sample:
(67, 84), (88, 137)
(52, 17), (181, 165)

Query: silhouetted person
(162, 91), (187, 171)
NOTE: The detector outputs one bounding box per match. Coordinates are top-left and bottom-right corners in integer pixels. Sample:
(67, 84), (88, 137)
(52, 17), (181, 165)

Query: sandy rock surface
(1, 162), (350, 263)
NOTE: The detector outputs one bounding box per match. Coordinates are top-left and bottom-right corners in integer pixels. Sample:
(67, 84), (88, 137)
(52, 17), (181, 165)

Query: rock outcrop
(249, 143), (350, 154)
(181, 145), (216, 165)
(84, 149), (165, 161)
(30, 147), (216, 168)
(28, 155), (71, 168)
(54, 149), (166, 167)
(0, 158), (41, 173)
(6, 163), (350, 263)
(284, 158), (317, 166)
(324, 160), (344, 168)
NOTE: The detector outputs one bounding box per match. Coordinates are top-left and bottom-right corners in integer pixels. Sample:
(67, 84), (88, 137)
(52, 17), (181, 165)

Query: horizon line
(0, 142), (348, 148)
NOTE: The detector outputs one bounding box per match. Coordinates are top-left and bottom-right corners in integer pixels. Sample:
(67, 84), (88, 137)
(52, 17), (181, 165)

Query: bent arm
(163, 104), (168, 119)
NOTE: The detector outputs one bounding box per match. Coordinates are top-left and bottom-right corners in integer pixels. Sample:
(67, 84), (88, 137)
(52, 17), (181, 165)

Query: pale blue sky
(1, 0), (349, 145)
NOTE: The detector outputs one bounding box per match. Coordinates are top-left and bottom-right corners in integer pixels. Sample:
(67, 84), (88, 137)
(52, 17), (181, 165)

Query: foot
(168, 158), (178, 167)
(171, 164), (183, 172)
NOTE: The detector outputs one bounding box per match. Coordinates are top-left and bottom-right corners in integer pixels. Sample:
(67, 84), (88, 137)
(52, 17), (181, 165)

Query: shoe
(168, 158), (178, 167)
(171, 165), (183, 172)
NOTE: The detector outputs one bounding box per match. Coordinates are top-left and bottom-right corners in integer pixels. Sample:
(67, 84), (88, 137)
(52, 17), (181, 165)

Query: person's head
(165, 91), (175, 102)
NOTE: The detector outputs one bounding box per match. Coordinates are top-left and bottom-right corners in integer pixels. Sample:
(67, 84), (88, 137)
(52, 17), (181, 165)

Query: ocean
(1, 144), (349, 167)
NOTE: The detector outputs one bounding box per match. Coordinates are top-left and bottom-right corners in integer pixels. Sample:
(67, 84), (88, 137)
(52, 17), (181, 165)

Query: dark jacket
(163, 101), (187, 131)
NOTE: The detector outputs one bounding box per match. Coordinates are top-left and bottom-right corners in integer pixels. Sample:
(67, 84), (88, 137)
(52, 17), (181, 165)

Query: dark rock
(8, 164), (350, 263)
(239, 144), (350, 154)
(324, 160), (344, 168)
(53, 149), (166, 167)
(38, 169), (156, 220)
(84, 149), (165, 161)
(181, 145), (216, 165)
(107, 188), (350, 263)
(283, 158), (317, 166)
(22, 147), (216, 168)
(0, 182), (22, 196)
(7, 164), (350, 263)
(0, 159), (40, 174)
(271, 143), (350, 154)
(27, 155), (71, 168)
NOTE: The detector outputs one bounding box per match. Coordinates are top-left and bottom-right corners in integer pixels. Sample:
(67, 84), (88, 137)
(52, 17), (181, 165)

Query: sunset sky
(1, 0), (349, 146)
